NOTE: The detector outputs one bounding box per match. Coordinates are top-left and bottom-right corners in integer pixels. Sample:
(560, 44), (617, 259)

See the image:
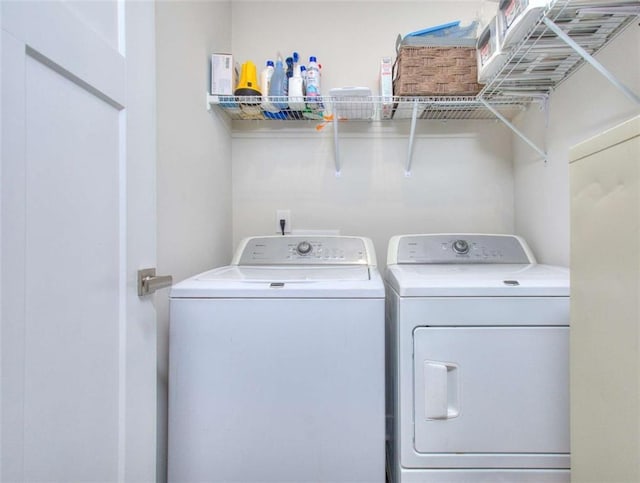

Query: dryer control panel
(235, 236), (371, 265)
(390, 234), (535, 264)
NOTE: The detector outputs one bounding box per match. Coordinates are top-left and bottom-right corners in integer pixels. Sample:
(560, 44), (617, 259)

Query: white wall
(155, 1), (232, 481)
(230, 1), (514, 268)
(231, 1), (487, 94)
(513, 25), (640, 267)
(232, 121), (514, 268)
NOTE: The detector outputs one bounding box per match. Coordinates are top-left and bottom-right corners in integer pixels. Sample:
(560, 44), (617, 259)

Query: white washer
(168, 235), (385, 483)
(385, 234), (570, 483)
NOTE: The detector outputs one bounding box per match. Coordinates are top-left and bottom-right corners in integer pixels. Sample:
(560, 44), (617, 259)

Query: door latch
(137, 268), (173, 296)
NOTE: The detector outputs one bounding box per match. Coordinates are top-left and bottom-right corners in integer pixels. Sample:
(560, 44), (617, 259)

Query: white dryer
(385, 234), (570, 483)
(168, 235), (385, 483)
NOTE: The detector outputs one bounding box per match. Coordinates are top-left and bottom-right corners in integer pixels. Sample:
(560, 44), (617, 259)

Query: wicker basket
(393, 46), (483, 96)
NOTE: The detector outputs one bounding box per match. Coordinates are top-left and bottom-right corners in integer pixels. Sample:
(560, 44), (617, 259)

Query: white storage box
(499, 0), (549, 48)
(210, 53), (233, 95)
(380, 58), (394, 120)
(477, 15), (508, 82)
(329, 87), (374, 120)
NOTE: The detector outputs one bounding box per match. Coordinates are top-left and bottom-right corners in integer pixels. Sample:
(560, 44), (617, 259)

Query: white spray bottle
(288, 65), (305, 111)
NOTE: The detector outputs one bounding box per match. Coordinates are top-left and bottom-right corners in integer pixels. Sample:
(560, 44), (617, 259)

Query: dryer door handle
(423, 361), (460, 420)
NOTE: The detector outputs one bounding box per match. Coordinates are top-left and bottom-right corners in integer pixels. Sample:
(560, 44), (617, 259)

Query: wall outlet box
(276, 209), (291, 234)
(211, 53), (233, 95)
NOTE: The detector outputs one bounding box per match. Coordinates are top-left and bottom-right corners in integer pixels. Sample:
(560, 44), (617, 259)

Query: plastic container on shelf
(305, 56), (321, 107)
(260, 60), (279, 113)
(268, 56), (288, 110)
(477, 15), (508, 82)
(285, 56), (294, 89)
(329, 87), (374, 120)
(499, 0), (549, 48)
(300, 65), (307, 90)
(404, 20), (478, 40)
(288, 65), (305, 111)
(260, 60), (274, 92)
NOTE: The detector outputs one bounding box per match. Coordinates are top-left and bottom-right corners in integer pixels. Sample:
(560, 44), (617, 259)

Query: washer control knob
(452, 239), (470, 255)
(296, 241), (313, 255)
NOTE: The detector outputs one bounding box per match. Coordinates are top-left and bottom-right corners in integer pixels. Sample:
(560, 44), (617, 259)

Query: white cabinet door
(570, 115), (640, 483)
(413, 327), (569, 454)
(1, 1), (157, 481)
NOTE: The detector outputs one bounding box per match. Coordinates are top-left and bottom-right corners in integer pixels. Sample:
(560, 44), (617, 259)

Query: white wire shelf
(481, 0), (639, 97)
(207, 94), (535, 122)
(207, 0), (639, 174)
(208, 2), (638, 125)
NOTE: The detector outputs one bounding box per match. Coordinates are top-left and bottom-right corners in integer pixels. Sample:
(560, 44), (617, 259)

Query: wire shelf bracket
(331, 101), (341, 177)
(479, 97), (547, 160)
(405, 101), (420, 176)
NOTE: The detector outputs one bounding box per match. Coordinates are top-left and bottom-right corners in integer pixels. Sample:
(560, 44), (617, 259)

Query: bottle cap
(309, 56), (317, 62)
(266, 60), (274, 67)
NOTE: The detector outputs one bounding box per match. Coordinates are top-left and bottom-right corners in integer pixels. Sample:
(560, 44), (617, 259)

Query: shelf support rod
(332, 102), (341, 177)
(542, 17), (640, 105)
(405, 101), (419, 176)
(479, 97), (547, 159)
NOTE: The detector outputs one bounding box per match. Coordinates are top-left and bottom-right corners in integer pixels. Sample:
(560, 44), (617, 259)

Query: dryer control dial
(296, 241), (313, 255)
(452, 239), (470, 255)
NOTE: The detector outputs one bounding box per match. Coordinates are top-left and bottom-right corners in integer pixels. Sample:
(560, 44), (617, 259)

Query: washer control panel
(237, 236), (369, 265)
(394, 234), (533, 264)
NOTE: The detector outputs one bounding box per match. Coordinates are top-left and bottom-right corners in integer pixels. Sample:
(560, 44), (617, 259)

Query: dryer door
(413, 326), (569, 454)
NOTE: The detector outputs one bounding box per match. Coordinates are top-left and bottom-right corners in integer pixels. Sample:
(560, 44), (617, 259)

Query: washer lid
(386, 263), (569, 297)
(170, 265), (385, 298)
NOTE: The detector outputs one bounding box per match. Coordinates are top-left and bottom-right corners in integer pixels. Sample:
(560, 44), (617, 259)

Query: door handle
(137, 268), (173, 296)
(423, 361), (460, 420)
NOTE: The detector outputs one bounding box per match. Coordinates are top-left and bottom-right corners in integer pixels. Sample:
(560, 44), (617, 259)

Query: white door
(1, 1), (157, 481)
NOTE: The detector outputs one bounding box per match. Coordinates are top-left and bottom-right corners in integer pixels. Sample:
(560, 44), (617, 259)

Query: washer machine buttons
(296, 241), (313, 255)
(452, 239), (470, 255)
